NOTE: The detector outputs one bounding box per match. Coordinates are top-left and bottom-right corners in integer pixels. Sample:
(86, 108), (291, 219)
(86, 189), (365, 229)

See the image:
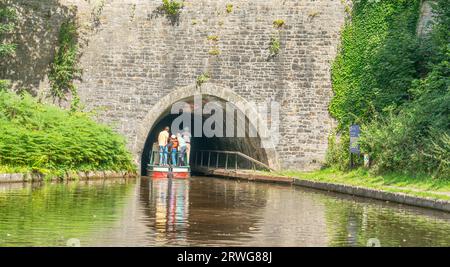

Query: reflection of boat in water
(147, 143), (190, 179)
(148, 178), (190, 242)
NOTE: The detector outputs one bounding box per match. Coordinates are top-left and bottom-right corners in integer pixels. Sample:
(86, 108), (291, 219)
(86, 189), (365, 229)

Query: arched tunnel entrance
(140, 94), (274, 176)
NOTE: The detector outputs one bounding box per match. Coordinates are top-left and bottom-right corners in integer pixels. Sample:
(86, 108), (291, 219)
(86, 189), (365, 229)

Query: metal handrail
(149, 149), (188, 166)
(193, 150), (274, 172)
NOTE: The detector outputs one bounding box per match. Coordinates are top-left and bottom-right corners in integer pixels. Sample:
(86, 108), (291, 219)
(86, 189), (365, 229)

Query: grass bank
(278, 168), (450, 201)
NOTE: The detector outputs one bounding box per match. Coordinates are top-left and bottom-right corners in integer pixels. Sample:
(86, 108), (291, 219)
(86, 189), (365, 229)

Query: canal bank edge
(0, 171), (136, 183)
(196, 168), (450, 213)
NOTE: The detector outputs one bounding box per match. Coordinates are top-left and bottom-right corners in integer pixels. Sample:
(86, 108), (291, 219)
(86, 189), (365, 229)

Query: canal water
(0, 176), (449, 247)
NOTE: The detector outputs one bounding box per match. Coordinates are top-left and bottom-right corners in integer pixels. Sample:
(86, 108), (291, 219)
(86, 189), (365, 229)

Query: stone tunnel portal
(140, 94), (274, 176)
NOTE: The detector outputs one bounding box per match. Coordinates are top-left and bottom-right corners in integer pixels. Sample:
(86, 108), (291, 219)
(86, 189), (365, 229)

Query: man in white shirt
(158, 126), (170, 165)
(182, 127), (192, 166)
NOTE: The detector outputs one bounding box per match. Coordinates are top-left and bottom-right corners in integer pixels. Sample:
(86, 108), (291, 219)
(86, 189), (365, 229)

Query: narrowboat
(147, 144), (190, 179)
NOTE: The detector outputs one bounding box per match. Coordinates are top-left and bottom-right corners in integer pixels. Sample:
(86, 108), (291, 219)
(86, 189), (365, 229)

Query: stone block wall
(1, 0), (347, 170)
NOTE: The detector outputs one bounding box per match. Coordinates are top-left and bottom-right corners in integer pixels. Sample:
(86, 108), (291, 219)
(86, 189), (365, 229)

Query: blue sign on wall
(349, 124), (360, 154)
(350, 124), (360, 137)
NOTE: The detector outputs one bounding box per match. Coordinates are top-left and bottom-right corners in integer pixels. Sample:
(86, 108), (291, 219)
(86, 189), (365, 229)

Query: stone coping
(193, 167), (450, 213)
(293, 179), (450, 213)
(0, 171), (136, 183)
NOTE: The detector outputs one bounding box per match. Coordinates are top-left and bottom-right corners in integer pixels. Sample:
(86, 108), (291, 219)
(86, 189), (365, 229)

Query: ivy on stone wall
(0, 5), (16, 91)
(0, 6), (16, 57)
(48, 20), (80, 111)
(328, 0), (449, 178)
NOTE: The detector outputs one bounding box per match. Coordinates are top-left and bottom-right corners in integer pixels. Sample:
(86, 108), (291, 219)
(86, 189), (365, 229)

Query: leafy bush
(0, 90), (135, 176)
(0, 79), (10, 91)
(325, 132), (350, 171)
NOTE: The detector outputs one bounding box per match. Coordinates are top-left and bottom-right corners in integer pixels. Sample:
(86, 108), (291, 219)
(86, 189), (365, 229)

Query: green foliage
(273, 19), (285, 28)
(0, 79), (10, 91)
(0, 5), (16, 57)
(269, 37), (280, 57)
(207, 35), (219, 42)
(161, 0), (183, 17)
(0, 90), (135, 176)
(330, 0), (421, 129)
(226, 4), (233, 14)
(325, 132), (350, 171)
(207, 35), (220, 56)
(208, 48), (220, 56)
(196, 72), (210, 88)
(48, 20), (80, 111)
(0, 42), (15, 56)
(329, 0), (450, 178)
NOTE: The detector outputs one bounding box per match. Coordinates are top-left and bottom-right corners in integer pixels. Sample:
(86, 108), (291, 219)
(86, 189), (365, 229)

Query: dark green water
(0, 176), (449, 247)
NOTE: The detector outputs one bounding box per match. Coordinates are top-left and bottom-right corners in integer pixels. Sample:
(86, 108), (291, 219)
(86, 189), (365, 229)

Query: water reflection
(0, 177), (449, 247)
(0, 179), (134, 247)
(147, 179), (190, 242)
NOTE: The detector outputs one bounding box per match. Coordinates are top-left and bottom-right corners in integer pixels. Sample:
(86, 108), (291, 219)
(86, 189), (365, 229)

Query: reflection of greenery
(322, 197), (450, 247)
(0, 180), (134, 246)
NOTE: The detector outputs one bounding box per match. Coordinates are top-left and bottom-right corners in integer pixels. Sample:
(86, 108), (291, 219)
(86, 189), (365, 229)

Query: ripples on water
(0, 176), (449, 247)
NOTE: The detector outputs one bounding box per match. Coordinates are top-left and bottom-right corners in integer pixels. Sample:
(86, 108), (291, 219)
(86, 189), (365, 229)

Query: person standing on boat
(177, 133), (187, 166)
(182, 127), (192, 166)
(158, 126), (170, 166)
(169, 134), (179, 166)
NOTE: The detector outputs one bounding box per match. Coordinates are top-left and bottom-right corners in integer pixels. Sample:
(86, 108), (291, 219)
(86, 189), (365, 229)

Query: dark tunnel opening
(141, 95), (269, 176)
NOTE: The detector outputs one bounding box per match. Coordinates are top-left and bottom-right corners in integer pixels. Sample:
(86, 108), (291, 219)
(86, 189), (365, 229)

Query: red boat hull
(148, 166), (190, 179)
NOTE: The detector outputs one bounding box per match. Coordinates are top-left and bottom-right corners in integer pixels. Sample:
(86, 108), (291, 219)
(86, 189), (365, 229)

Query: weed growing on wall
(273, 19), (285, 28)
(226, 3), (233, 14)
(208, 48), (220, 56)
(207, 35), (219, 42)
(160, 0), (183, 22)
(269, 37), (280, 57)
(48, 20), (80, 111)
(196, 72), (210, 88)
